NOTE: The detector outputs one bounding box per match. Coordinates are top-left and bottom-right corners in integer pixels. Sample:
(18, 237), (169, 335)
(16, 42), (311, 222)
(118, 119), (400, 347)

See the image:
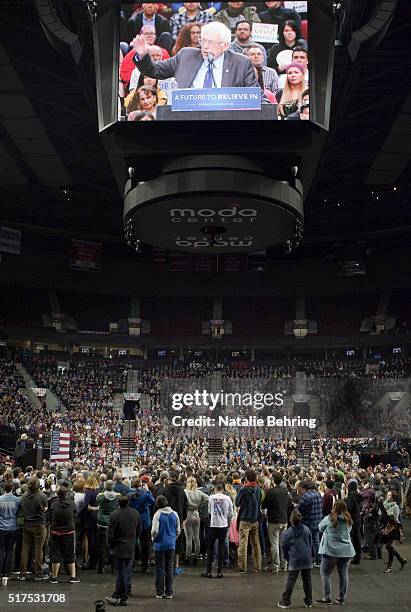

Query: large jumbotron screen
(118, 2), (309, 121)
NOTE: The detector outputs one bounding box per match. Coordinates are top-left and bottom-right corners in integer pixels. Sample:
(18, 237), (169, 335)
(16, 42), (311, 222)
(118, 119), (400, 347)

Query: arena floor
(1, 523), (410, 612)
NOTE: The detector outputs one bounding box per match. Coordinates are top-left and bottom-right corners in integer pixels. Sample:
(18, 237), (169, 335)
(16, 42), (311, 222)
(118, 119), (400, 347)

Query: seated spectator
(267, 20), (307, 72)
(275, 62), (306, 119)
(278, 45), (309, 88)
(127, 110), (156, 121)
(140, 25), (170, 58)
(246, 46), (279, 94)
(171, 2), (222, 14)
(170, 3), (213, 41)
(259, 1), (302, 29)
(229, 20), (267, 64)
(254, 66), (276, 104)
(127, 85), (160, 119)
(127, 3), (172, 52)
(171, 22), (202, 56)
(215, 2), (261, 37)
(128, 45), (165, 93)
(125, 75), (167, 110)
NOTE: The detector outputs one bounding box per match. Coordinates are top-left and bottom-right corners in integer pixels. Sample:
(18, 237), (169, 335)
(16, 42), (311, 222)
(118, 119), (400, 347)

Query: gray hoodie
(184, 489), (209, 513)
(97, 490), (119, 528)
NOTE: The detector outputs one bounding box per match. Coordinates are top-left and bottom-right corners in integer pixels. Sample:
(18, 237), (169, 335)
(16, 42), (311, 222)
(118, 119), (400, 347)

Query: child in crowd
(278, 509), (313, 609)
(151, 495), (180, 600)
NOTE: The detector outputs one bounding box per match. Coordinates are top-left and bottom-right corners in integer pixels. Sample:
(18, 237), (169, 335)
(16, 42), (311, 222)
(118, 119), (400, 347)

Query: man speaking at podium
(131, 22), (259, 90)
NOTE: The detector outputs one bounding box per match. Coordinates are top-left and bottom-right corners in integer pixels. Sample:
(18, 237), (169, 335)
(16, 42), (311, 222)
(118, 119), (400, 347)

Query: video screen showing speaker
(118, 2), (309, 121)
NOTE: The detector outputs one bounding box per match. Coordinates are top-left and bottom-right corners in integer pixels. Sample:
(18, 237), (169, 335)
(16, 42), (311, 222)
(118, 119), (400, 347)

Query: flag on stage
(50, 430), (71, 462)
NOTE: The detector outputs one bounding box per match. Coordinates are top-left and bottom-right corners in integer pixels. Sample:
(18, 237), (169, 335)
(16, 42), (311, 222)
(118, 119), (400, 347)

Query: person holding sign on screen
(229, 20), (267, 65)
(131, 21), (260, 90)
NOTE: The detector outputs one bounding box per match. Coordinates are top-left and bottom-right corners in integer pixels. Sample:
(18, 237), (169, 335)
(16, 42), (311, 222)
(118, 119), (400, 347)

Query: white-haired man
(131, 21), (259, 89)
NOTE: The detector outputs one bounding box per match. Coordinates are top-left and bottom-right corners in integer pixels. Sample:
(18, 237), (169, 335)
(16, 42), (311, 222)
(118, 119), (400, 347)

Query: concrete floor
(1, 522), (410, 612)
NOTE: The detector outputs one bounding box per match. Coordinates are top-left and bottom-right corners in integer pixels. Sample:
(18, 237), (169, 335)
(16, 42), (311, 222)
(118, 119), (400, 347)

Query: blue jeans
(311, 530), (319, 563)
(320, 555), (351, 601)
(0, 529), (17, 576)
(155, 550), (175, 596)
(259, 519), (267, 556)
(112, 556), (133, 602)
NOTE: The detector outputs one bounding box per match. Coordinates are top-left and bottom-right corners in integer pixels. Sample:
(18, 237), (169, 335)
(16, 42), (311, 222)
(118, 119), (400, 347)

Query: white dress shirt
(192, 52), (225, 89)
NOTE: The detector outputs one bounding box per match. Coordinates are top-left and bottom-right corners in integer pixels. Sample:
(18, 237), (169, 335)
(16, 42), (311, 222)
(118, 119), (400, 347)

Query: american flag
(50, 430), (71, 462)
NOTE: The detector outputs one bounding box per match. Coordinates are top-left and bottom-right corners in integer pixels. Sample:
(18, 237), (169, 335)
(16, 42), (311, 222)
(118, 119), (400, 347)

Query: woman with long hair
(381, 490), (407, 573)
(172, 22), (202, 56)
(126, 85), (160, 119)
(78, 475), (99, 570)
(183, 476), (209, 563)
(316, 500), (355, 605)
(268, 19), (307, 72)
(125, 77), (167, 112)
(275, 62), (306, 118)
(72, 479), (86, 563)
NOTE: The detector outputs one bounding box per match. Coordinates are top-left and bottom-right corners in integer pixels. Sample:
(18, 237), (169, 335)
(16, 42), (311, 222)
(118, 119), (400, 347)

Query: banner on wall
(389, 392), (405, 401)
(0, 226), (21, 255)
(31, 387), (47, 397)
(124, 392), (141, 401)
(69, 239), (102, 271)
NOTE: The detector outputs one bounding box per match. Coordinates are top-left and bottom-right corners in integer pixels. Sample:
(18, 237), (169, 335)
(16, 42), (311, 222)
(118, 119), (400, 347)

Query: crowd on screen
(118, 2), (310, 120)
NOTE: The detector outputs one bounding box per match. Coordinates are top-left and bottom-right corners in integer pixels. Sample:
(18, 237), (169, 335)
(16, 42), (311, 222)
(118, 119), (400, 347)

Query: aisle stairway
(207, 370), (223, 465)
(127, 370), (140, 392)
(296, 431), (312, 468)
(208, 438), (223, 465)
(121, 419), (136, 465)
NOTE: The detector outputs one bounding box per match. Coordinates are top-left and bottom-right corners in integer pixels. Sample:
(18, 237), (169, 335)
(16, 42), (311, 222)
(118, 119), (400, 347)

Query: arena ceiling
(0, 0), (410, 261)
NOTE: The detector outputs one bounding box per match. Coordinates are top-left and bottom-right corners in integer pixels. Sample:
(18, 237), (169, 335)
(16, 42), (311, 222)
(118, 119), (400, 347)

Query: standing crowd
(0, 450), (409, 607)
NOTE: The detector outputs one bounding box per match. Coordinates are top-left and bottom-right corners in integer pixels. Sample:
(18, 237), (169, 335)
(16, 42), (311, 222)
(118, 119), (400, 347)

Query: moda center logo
(170, 207), (257, 223)
(174, 235), (254, 248)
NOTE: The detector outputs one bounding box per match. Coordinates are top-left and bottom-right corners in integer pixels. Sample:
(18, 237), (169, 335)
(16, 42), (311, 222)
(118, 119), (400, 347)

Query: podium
(157, 105), (277, 121)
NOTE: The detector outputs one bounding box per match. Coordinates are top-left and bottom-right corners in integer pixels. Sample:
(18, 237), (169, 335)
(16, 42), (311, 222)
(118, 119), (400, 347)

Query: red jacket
(322, 488), (337, 516)
(120, 48), (170, 86)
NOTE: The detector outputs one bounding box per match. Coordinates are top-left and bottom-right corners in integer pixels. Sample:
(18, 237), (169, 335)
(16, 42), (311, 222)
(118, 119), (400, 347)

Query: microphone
(207, 52), (214, 64)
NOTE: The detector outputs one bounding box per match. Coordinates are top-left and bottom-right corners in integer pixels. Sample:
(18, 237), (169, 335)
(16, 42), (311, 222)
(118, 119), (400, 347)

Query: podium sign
(171, 88), (261, 112)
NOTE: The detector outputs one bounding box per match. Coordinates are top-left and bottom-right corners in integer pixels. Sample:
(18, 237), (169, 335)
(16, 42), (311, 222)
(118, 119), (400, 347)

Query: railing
(0, 446), (15, 458)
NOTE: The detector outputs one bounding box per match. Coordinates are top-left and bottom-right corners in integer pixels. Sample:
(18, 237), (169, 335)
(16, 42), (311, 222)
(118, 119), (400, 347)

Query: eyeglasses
(199, 38), (226, 48)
